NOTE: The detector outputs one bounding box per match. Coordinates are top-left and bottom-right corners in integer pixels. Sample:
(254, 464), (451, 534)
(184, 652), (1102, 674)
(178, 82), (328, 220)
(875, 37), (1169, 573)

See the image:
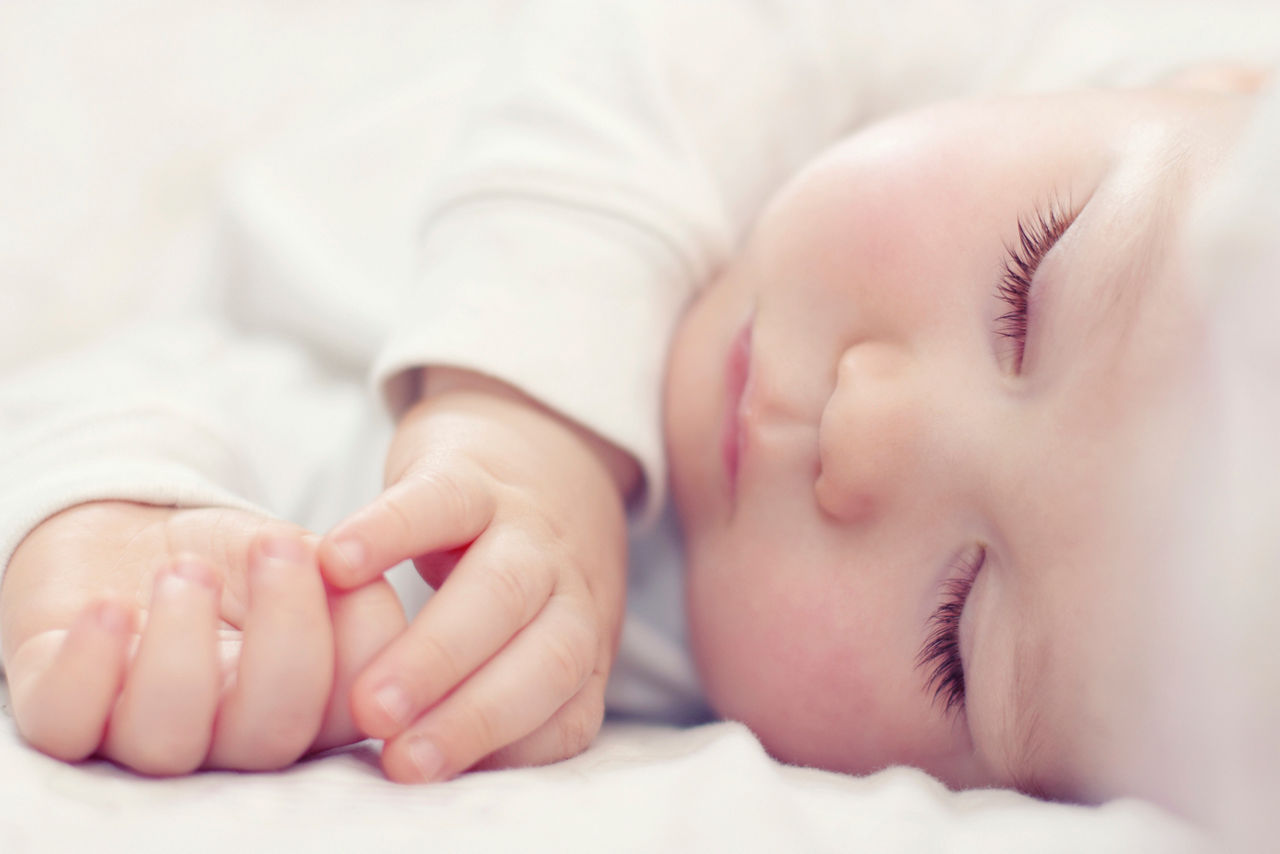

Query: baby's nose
(814, 341), (937, 522)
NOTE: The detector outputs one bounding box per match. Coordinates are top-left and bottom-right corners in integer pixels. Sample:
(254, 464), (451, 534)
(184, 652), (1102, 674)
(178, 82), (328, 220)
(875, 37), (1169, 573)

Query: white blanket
(0, 681), (1204, 853)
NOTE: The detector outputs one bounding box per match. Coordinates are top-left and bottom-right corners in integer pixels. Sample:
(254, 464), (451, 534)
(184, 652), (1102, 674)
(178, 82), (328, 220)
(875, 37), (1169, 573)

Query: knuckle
(409, 631), (467, 693)
(413, 469), (475, 532)
(379, 487), (419, 542)
(480, 562), (540, 626)
(453, 694), (501, 758)
(542, 612), (596, 696)
(558, 696), (604, 758)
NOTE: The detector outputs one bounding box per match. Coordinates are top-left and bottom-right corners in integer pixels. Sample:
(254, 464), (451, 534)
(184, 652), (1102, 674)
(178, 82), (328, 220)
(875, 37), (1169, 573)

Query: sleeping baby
(0, 0), (1273, 837)
(666, 72), (1268, 814)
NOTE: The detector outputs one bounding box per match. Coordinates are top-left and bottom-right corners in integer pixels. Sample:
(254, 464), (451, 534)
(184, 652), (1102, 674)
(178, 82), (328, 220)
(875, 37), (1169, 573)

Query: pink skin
(664, 84), (1254, 810)
(0, 502), (406, 775)
(721, 319), (754, 498)
(318, 368), (634, 784)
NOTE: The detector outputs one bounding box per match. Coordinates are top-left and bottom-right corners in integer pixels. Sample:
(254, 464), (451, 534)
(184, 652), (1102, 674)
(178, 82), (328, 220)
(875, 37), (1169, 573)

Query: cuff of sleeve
(373, 201), (695, 527)
(0, 408), (268, 578)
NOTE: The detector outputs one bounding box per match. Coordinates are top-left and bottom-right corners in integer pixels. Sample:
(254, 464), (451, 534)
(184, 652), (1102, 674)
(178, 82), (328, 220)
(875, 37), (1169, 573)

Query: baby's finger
(102, 559), (222, 776)
(319, 467), (494, 589)
(7, 601), (134, 762)
(205, 536), (333, 770)
(379, 592), (599, 783)
(349, 530), (555, 740)
(471, 671), (607, 772)
(312, 577), (408, 752)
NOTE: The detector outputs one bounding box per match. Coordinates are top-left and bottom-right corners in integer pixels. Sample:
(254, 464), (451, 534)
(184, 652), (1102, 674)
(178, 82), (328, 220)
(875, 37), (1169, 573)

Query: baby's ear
(1162, 62), (1270, 94)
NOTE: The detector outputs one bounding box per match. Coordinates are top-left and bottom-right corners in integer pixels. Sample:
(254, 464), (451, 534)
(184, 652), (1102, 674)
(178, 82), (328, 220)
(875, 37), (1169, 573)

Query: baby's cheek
(687, 543), (796, 721)
(685, 542), (868, 770)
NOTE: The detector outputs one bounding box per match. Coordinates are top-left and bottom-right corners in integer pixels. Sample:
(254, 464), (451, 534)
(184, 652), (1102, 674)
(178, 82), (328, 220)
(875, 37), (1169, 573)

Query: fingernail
(94, 600), (132, 633)
(158, 573), (200, 602)
(170, 558), (218, 589)
(374, 682), (412, 727)
(407, 737), (445, 782)
(261, 535), (307, 562)
(332, 537), (365, 573)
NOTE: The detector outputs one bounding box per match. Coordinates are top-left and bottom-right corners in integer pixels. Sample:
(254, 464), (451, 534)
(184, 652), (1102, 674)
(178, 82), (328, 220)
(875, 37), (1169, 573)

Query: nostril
(815, 341), (911, 522)
(815, 468), (876, 521)
(815, 398), (878, 522)
(815, 369), (872, 522)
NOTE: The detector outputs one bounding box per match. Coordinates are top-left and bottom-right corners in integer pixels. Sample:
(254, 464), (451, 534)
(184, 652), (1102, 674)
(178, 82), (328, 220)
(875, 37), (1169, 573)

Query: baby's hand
(319, 370), (633, 783)
(0, 501), (406, 775)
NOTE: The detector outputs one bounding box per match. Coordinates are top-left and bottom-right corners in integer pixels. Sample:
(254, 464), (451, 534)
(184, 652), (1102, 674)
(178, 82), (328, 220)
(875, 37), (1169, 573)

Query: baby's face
(664, 84), (1253, 807)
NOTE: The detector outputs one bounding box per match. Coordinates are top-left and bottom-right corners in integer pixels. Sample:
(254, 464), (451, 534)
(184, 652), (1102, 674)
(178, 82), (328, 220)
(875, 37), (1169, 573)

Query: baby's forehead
(807, 85), (1215, 173)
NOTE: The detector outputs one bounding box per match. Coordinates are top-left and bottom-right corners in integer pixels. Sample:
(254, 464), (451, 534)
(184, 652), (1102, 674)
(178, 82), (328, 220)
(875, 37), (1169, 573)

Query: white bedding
(1, 2), (1276, 852)
(0, 681), (1204, 854)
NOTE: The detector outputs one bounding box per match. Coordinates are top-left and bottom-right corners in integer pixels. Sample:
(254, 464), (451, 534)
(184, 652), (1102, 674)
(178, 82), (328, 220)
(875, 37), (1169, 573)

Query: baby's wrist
(412, 367), (640, 502)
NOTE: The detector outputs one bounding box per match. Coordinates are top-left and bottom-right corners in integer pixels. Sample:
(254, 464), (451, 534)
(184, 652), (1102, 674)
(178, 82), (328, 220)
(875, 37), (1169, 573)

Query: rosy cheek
(686, 541), (878, 770)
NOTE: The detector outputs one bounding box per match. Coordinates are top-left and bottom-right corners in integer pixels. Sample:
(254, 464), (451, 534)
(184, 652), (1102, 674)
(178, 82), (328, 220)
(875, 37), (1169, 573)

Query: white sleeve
(370, 0), (1279, 523)
(0, 314), (369, 577)
(370, 1), (729, 523)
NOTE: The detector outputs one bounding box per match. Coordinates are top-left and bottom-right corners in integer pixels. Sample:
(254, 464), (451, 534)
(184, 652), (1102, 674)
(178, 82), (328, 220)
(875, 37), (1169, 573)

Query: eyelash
(995, 198), (1075, 373)
(917, 546), (987, 717)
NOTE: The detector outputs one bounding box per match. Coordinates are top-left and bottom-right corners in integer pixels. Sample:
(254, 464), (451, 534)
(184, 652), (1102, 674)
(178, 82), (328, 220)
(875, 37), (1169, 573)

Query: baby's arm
(319, 368), (636, 781)
(0, 320), (406, 773)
